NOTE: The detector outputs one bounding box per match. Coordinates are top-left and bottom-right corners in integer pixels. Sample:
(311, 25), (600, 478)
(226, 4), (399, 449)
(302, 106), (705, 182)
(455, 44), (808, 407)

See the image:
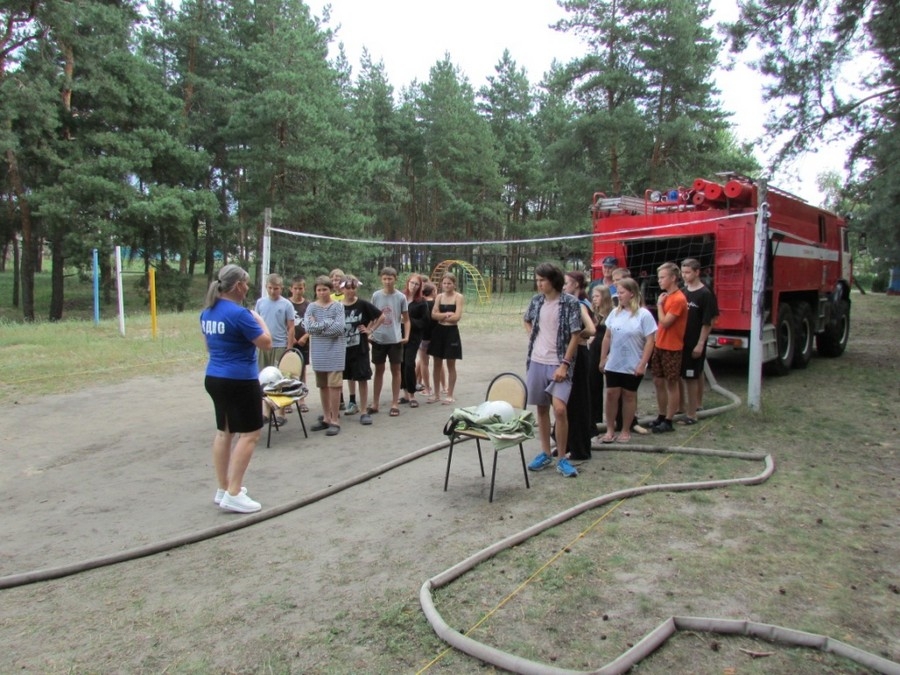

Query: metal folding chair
(264, 350), (308, 447)
(443, 372), (531, 502)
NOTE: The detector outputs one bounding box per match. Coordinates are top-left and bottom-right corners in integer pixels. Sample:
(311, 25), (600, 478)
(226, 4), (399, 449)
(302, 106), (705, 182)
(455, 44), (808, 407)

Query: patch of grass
(426, 296), (899, 670)
(0, 269), (532, 405)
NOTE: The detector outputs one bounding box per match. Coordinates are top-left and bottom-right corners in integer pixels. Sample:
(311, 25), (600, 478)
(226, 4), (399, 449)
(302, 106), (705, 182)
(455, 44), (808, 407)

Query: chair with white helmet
(443, 372), (531, 502)
(262, 350), (308, 447)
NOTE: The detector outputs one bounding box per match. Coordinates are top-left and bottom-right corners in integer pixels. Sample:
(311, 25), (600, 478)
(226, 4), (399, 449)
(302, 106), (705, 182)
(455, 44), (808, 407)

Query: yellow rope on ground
(417, 420), (711, 674)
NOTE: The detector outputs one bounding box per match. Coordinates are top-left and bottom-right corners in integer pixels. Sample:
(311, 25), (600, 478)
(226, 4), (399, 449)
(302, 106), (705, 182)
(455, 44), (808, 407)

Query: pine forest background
(1, 0), (897, 321)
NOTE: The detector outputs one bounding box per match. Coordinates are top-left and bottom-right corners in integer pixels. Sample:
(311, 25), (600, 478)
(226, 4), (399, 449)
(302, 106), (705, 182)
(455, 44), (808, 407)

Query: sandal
(600, 433), (618, 444)
(440, 397), (455, 405)
(300, 404), (309, 413)
(366, 406), (379, 414)
(409, 399), (419, 408)
(617, 433), (632, 443)
(426, 397), (439, 404)
(389, 407), (400, 417)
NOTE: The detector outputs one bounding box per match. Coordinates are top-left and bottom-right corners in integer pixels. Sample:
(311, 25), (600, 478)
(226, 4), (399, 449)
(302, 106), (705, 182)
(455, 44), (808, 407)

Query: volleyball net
(263, 227), (597, 317)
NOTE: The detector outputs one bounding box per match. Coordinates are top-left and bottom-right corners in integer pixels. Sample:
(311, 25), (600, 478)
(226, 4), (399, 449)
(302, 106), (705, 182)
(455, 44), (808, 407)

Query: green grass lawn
(0, 268), (534, 403)
(0, 266), (211, 324)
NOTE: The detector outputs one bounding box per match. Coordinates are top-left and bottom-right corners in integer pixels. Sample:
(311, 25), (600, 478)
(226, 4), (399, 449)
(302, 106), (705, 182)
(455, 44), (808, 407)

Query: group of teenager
(200, 263), (464, 513)
(523, 257), (718, 479)
(199, 255), (716, 511)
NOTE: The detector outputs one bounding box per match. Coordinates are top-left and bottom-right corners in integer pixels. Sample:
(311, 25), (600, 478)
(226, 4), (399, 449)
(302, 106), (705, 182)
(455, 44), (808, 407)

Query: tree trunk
(49, 235), (65, 320)
(5, 149), (35, 320)
(101, 255), (112, 305)
(12, 235), (20, 308)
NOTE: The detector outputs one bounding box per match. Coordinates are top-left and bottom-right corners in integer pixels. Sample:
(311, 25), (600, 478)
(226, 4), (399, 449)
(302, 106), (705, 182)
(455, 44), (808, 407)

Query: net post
(261, 208), (272, 298)
(747, 179), (768, 411)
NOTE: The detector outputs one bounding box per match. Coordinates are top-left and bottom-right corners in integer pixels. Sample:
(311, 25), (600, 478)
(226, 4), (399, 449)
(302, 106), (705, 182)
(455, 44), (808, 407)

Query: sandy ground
(0, 330), (543, 578)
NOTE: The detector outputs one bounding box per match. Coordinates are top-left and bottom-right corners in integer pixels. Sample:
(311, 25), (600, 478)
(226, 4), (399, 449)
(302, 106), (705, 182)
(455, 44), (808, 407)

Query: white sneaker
(214, 486), (246, 504)
(219, 490), (261, 513)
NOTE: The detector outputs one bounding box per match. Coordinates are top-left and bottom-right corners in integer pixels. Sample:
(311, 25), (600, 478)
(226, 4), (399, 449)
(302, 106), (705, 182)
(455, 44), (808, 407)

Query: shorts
(418, 339), (430, 353)
(681, 349), (706, 379)
(604, 370), (644, 392)
(525, 362), (573, 407)
(315, 371), (344, 388)
(371, 342), (402, 365)
(343, 347), (373, 381)
(650, 348), (682, 381)
(257, 347), (287, 370)
(204, 376), (263, 434)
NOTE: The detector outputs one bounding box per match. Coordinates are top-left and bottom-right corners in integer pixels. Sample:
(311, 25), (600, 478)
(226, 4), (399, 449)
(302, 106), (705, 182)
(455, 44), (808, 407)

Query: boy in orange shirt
(649, 262), (688, 433)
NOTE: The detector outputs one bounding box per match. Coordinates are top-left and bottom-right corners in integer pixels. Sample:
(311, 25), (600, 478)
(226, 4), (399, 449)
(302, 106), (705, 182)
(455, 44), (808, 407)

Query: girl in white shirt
(599, 278), (656, 442)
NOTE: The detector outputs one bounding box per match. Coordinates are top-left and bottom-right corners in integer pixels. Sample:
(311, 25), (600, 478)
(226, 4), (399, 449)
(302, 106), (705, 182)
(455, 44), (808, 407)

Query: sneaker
(326, 424), (341, 436)
(219, 490), (261, 513)
(652, 420), (675, 433)
(273, 416), (287, 426)
(647, 417), (665, 429)
(344, 402), (360, 415)
(360, 414), (373, 425)
(339, 401), (346, 411)
(679, 417), (698, 426)
(527, 452), (553, 471)
(214, 486), (245, 504)
(556, 457), (578, 477)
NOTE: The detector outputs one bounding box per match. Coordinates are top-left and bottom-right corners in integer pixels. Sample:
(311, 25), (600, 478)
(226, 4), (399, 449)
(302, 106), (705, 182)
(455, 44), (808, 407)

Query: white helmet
(258, 366), (283, 386)
(476, 400), (517, 423)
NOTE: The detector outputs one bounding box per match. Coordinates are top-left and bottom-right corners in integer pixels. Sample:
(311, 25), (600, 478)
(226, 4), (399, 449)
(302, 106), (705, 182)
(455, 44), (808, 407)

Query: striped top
(304, 301), (346, 373)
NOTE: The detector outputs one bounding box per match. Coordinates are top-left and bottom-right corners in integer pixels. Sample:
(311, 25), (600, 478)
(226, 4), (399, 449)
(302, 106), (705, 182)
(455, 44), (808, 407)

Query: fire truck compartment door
(713, 250), (747, 313)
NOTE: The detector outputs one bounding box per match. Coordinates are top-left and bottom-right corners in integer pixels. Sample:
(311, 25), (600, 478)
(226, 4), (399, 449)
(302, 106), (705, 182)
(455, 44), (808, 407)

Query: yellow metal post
(149, 267), (158, 339)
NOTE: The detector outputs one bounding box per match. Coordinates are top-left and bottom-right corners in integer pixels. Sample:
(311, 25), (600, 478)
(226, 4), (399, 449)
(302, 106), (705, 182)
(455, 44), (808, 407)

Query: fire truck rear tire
(816, 298), (850, 357)
(792, 302), (814, 369)
(768, 303), (795, 376)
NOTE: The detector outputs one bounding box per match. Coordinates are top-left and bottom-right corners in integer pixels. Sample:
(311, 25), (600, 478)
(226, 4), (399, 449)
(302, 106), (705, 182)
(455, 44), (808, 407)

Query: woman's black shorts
(205, 376), (263, 433)
(604, 370), (644, 392)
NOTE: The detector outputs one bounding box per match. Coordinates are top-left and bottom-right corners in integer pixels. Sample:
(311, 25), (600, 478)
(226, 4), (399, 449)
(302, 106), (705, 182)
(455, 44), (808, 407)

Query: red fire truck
(591, 174), (852, 374)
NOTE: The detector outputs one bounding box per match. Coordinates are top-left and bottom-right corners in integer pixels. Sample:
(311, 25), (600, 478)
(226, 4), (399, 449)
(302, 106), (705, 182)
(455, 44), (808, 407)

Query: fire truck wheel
(768, 303), (795, 376)
(816, 298), (850, 357)
(792, 302), (814, 369)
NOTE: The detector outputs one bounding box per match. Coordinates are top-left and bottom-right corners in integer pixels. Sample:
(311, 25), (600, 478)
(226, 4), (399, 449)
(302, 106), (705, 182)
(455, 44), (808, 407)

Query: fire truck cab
(591, 174), (851, 374)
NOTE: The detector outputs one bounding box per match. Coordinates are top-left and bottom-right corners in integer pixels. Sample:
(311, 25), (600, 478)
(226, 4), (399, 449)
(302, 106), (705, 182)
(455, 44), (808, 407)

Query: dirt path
(0, 329), (538, 577)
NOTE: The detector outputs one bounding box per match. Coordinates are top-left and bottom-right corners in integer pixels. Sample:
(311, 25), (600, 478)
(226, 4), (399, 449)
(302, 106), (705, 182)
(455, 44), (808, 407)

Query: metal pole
(92, 248), (100, 325)
(261, 207), (272, 299)
(747, 179), (768, 411)
(115, 245), (126, 336)
(148, 267), (158, 339)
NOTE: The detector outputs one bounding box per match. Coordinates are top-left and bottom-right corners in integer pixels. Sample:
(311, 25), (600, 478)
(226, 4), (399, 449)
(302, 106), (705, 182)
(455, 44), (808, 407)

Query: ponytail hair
(204, 264), (249, 309)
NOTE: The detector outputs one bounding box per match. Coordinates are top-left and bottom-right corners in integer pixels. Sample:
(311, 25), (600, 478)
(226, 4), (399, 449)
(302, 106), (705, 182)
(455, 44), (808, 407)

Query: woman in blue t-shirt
(201, 264), (272, 514)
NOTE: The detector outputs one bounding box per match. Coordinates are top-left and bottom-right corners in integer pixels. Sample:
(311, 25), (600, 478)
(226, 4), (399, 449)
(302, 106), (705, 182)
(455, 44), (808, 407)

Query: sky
(305, 0), (848, 205)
